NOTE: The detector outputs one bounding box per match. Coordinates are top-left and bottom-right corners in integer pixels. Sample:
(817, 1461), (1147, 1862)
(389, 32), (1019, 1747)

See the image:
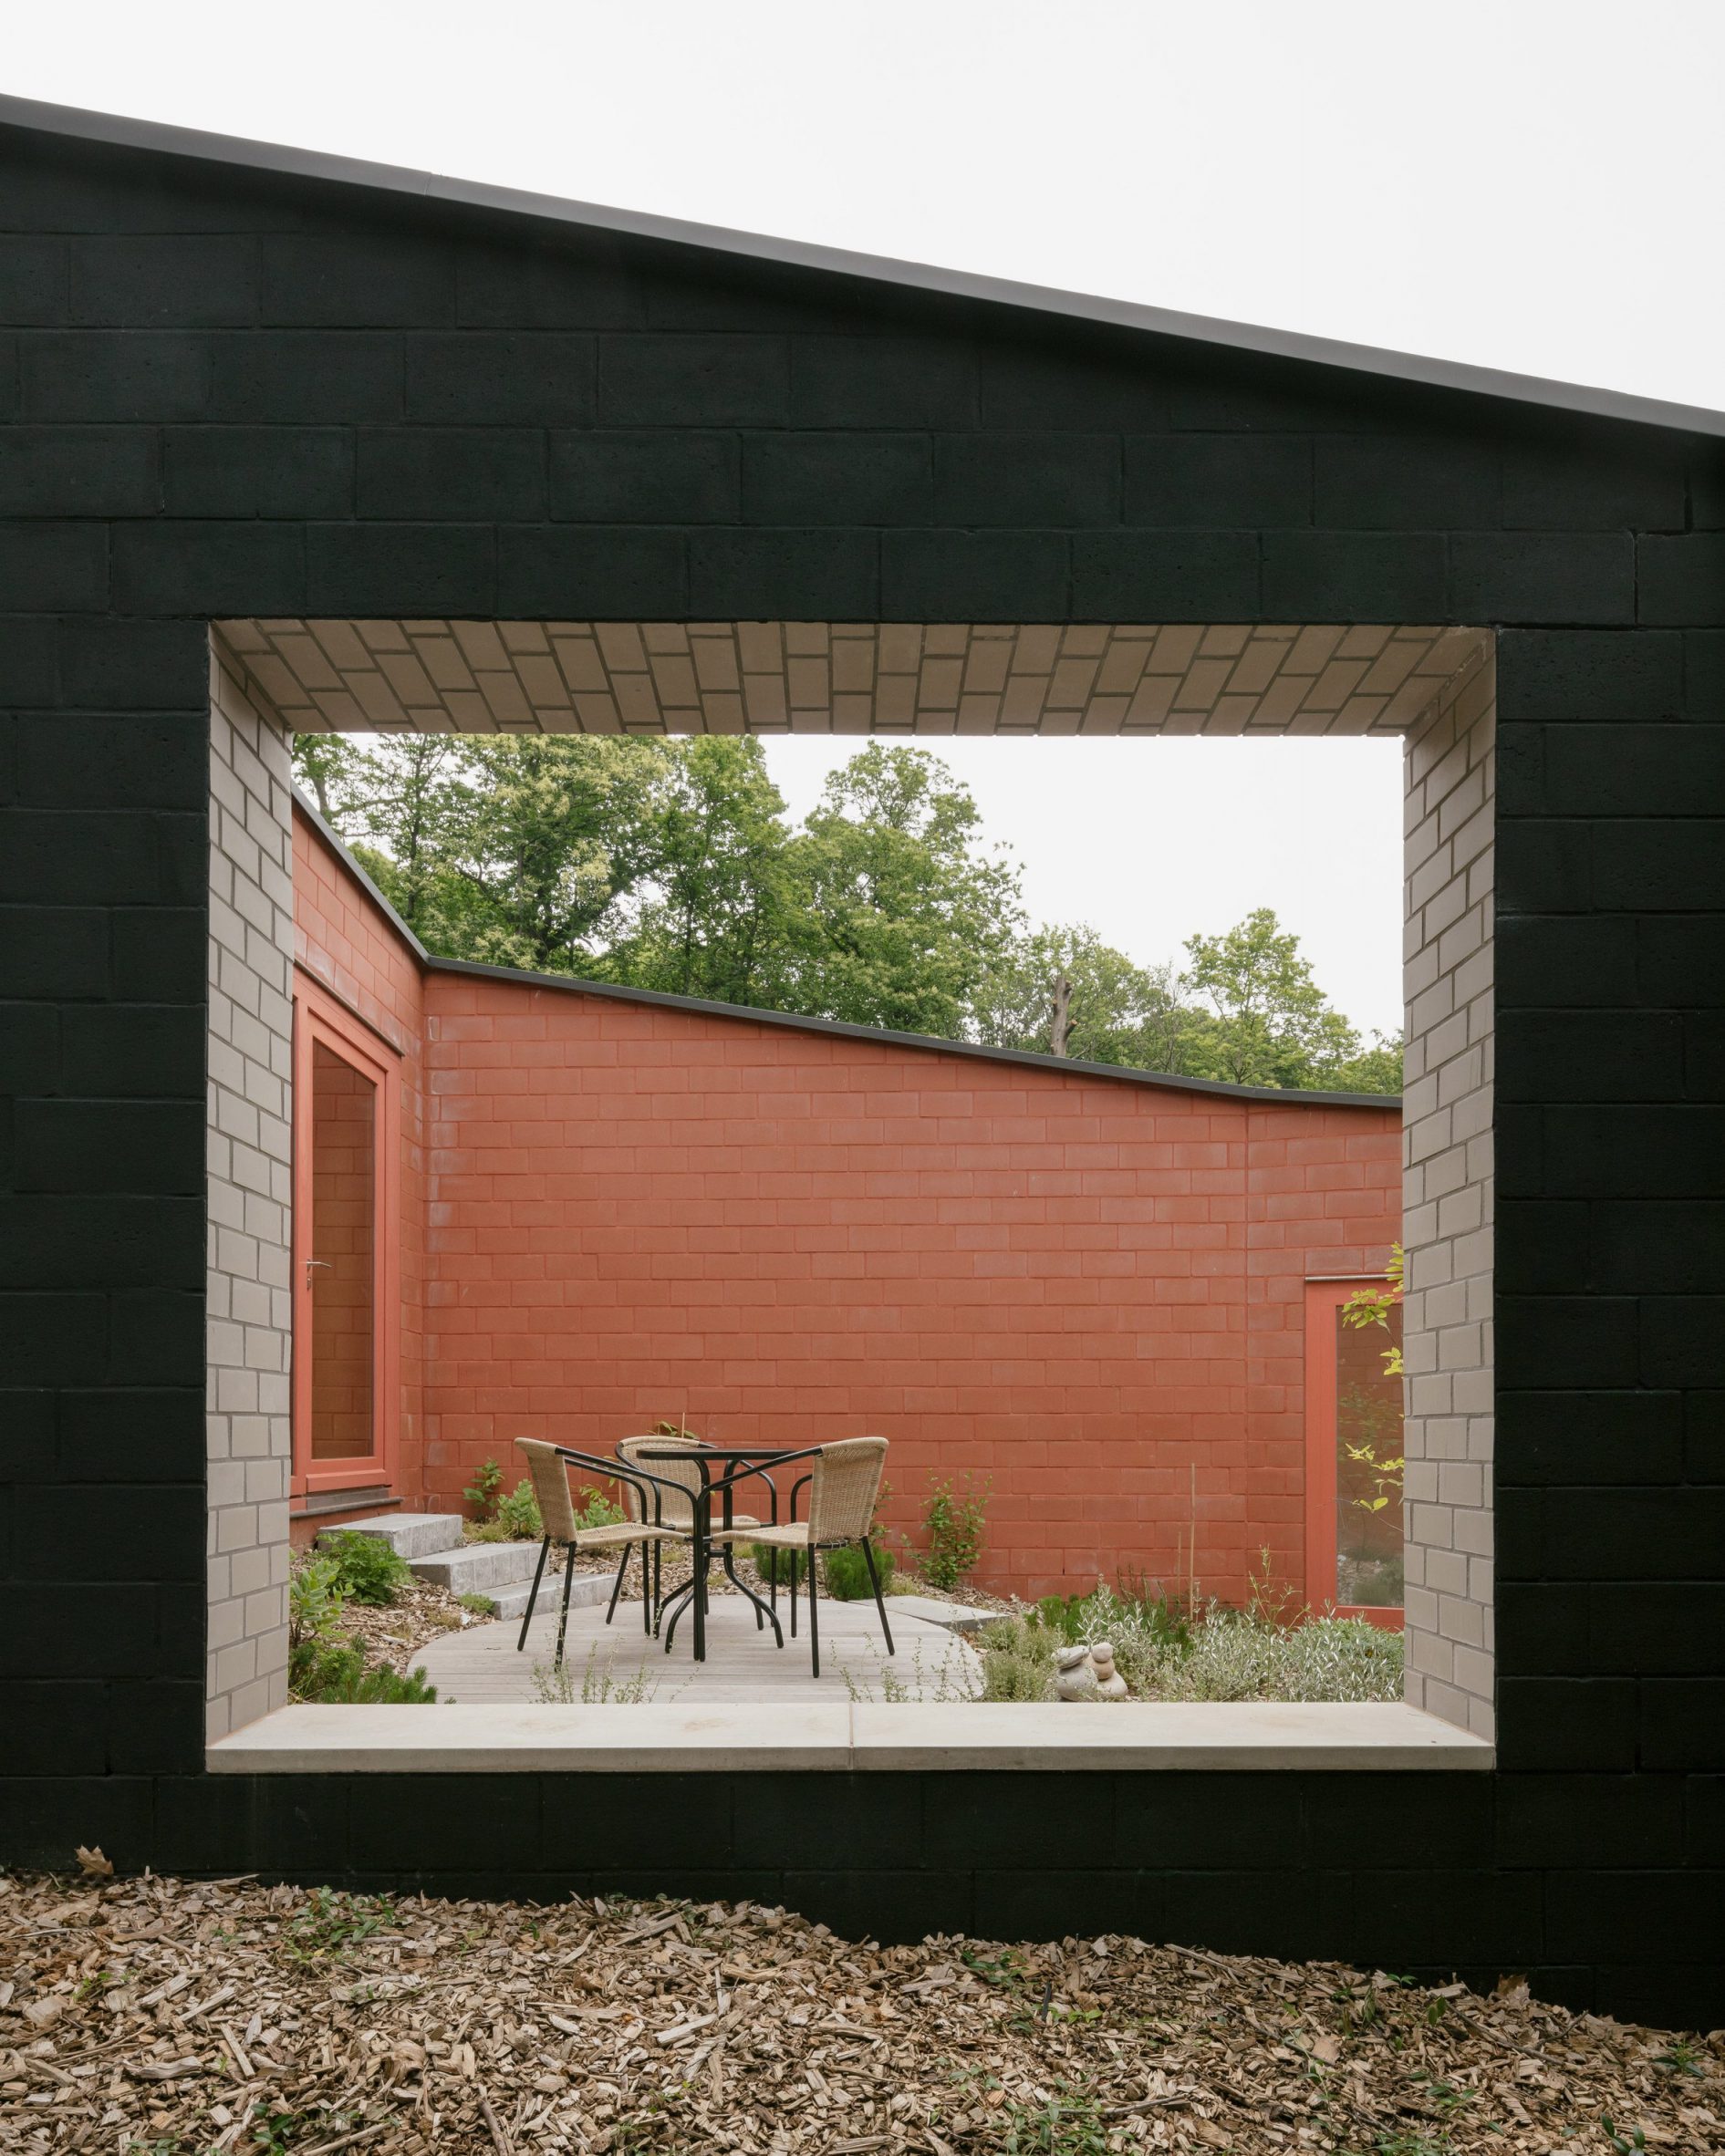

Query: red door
(291, 980), (400, 1498)
(1304, 1278), (1404, 1628)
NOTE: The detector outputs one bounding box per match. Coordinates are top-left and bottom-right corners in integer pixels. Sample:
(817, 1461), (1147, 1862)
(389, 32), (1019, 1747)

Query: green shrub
(920, 1470), (991, 1591)
(288, 1639), (437, 1704)
(459, 1591), (498, 1618)
(462, 1455), (504, 1519)
(1152, 1612), (1402, 1704)
(572, 1485), (625, 1530)
(289, 1554), (347, 1648)
(974, 1613), (1056, 1702)
(324, 1531), (410, 1606)
(1034, 1592), (1089, 1643)
(495, 1478), (543, 1539)
(752, 1543), (804, 1591)
(820, 1541), (895, 1601)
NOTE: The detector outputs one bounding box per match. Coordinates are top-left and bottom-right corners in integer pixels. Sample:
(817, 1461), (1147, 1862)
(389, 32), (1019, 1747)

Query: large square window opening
(203, 620), (1495, 1754)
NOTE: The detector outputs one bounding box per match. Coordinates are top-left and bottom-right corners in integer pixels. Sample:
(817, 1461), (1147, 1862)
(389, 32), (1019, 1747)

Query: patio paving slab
(411, 1591), (978, 1704)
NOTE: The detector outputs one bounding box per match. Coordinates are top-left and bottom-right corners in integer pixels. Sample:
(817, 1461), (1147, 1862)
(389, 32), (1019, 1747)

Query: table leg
(691, 1497), (706, 1664)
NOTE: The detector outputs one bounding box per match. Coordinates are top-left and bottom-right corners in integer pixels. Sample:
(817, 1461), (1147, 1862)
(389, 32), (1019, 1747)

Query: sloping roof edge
(5, 90), (1721, 442)
(292, 790), (1400, 1112)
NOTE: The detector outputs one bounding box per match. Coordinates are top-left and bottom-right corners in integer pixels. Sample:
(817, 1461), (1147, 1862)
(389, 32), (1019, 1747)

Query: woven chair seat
(712, 1519), (808, 1549)
(573, 1520), (686, 1551)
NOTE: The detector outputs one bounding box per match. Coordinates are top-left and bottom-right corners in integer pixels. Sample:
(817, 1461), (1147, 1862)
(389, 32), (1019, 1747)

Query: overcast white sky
(9, 1), (1719, 1034)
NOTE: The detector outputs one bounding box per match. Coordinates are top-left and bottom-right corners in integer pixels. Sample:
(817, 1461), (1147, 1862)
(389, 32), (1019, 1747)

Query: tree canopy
(292, 733), (1400, 1095)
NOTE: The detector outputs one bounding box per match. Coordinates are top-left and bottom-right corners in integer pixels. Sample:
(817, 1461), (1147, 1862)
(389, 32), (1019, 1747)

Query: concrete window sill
(208, 1700), (1493, 1774)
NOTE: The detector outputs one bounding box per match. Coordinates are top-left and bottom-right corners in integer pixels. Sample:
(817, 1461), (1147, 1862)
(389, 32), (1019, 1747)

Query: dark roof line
(292, 789), (1398, 1111)
(5, 91), (1721, 442)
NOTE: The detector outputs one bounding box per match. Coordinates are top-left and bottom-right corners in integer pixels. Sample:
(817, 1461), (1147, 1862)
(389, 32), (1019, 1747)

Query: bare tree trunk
(1048, 972), (1074, 1058)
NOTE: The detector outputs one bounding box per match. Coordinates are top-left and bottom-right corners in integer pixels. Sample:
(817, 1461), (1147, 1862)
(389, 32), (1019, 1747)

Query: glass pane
(1335, 1300), (1403, 1606)
(310, 1040), (376, 1461)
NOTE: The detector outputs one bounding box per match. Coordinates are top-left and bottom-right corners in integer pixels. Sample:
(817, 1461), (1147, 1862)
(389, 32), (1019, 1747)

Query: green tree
(294, 732), (671, 973)
(602, 737), (795, 1005)
(445, 735), (670, 973)
(780, 744), (1023, 1035)
(1330, 1031), (1404, 1095)
(1180, 907), (1374, 1090)
(290, 735), (1400, 1092)
(969, 922), (1188, 1070)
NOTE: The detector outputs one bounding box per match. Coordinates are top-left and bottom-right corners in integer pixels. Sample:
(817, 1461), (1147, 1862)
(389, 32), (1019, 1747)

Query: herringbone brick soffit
(216, 619), (1489, 737)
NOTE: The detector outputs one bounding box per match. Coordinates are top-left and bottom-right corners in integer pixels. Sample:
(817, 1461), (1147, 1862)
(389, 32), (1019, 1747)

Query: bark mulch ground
(3, 1861), (1718, 2154)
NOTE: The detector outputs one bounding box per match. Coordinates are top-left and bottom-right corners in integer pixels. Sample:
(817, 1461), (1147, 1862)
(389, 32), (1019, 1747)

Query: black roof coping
(293, 789), (1400, 1112)
(4, 92), (1721, 442)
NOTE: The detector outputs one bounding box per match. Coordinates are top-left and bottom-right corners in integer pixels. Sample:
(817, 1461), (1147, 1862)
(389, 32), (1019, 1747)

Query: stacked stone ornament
(1054, 1643), (1099, 1700)
(1053, 1641), (1128, 1699)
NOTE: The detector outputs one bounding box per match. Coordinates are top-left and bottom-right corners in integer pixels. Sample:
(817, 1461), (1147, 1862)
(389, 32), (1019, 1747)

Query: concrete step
(409, 1537), (554, 1594)
(318, 1511), (466, 1561)
(886, 1592), (997, 1634)
(483, 1570), (615, 1622)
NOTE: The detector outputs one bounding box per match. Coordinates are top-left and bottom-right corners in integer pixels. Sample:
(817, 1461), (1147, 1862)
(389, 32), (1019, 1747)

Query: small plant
(463, 1455), (504, 1519)
(249, 2108), (332, 2152)
(1650, 2039), (1704, 2078)
(288, 1638), (437, 1704)
(960, 1945), (1030, 1994)
(974, 1612), (1056, 1701)
(1604, 2121), (1648, 2154)
(920, 1469), (991, 1591)
(999, 2089), (1110, 2156)
(820, 1541), (895, 1601)
(572, 1485), (626, 1530)
(459, 1591), (499, 1618)
(1034, 1591), (1090, 1642)
(532, 1650), (660, 1705)
(494, 1477), (544, 1539)
(324, 1531), (411, 1606)
(752, 1542), (804, 1592)
(283, 1888), (396, 1964)
(288, 1555), (347, 1649)
(1343, 1242), (1405, 1376)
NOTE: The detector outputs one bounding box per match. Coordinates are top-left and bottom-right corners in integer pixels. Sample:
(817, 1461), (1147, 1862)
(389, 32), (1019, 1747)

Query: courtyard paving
(413, 1589), (980, 1704)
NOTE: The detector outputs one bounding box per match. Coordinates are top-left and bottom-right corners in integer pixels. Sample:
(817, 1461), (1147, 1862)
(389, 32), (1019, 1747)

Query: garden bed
(1, 1863), (1714, 2153)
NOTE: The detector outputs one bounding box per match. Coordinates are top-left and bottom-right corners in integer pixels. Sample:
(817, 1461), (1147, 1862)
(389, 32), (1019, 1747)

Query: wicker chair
(709, 1436), (892, 1677)
(513, 1439), (686, 1668)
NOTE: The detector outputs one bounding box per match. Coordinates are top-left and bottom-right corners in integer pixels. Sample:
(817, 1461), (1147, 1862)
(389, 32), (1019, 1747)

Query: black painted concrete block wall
(0, 118), (1721, 2024)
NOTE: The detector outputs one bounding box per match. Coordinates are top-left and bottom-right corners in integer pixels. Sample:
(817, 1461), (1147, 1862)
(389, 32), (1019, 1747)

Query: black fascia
(1, 91), (1720, 443)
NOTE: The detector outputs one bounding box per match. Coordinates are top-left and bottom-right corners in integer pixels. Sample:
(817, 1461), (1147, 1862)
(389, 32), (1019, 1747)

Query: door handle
(304, 1259), (333, 1283)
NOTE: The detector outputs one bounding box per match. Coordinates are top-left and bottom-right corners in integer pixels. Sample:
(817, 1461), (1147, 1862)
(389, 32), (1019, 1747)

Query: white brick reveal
(206, 645), (296, 1742)
(1400, 644), (1496, 1739)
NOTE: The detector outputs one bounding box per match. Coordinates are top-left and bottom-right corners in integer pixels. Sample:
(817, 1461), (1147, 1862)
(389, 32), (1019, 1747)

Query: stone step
(409, 1537), (554, 1593)
(483, 1570), (615, 1622)
(317, 1511), (466, 1560)
(886, 1592), (997, 1634)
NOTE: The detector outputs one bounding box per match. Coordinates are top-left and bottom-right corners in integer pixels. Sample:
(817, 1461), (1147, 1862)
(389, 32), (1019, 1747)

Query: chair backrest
(514, 1438), (578, 1542)
(616, 1434), (704, 1531)
(806, 1436), (888, 1544)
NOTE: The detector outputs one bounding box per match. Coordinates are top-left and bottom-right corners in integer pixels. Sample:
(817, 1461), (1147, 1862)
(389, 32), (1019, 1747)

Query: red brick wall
(291, 804), (1400, 1603)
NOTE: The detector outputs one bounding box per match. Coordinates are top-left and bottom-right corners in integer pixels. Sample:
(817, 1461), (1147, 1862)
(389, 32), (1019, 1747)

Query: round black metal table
(635, 1444), (802, 1663)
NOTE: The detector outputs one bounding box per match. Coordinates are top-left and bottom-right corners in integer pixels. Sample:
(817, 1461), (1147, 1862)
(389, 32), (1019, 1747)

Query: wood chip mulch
(3, 1861), (1719, 2154)
(329, 1577), (480, 1675)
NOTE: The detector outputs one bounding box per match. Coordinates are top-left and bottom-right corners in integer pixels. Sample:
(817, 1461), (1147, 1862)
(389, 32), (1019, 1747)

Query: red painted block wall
(291, 805), (1401, 1603)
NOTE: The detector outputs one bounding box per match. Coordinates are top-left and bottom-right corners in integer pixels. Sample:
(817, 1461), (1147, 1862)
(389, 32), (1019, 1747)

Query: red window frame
(1304, 1277), (1404, 1632)
(291, 976), (400, 1498)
